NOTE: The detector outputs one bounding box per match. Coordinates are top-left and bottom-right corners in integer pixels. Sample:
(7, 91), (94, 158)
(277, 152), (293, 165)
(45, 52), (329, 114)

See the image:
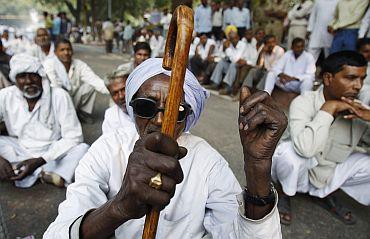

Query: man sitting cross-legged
(208, 30), (246, 93)
(271, 51), (370, 225)
(0, 54), (89, 188)
(43, 39), (110, 123)
(263, 37), (316, 95)
(102, 68), (135, 135)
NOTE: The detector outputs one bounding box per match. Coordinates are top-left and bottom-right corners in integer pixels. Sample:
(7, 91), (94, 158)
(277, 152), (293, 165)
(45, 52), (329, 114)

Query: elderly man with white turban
(45, 58), (287, 239)
(0, 54), (89, 188)
(43, 39), (109, 123)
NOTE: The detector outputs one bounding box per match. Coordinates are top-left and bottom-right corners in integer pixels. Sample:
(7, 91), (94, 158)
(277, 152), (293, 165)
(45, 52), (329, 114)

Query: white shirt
(225, 41), (246, 63)
(307, 0), (339, 48)
(287, 1), (314, 26)
(123, 24), (133, 40)
(194, 4), (212, 33)
(27, 43), (55, 62)
(359, 63), (370, 105)
(0, 83), (83, 162)
(223, 8), (233, 29)
(212, 9), (223, 27)
(1, 38), (13, 55)
(196, 39), (216, 60)
(102, 104), (135, 135)
(43, 58), (109, 95)
(271, 50), (316, 82)
(149, 35), (165, 57)
(160, 13), (172, 30)
(240, 40), (258, 66)
(44, 129), (281, 239)
(231, 7), (251, 28)
(261, 45), (285, 71)
(359, 7), (370, 38)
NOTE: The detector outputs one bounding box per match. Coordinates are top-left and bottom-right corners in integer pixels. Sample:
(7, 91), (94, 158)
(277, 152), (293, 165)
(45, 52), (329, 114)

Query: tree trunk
(172, 0), (192, 12)
(90, 0), (96, 39)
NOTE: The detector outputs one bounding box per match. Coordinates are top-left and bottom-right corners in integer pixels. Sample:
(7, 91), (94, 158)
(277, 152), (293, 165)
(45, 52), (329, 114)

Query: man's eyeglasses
(129, 97), (192, 123)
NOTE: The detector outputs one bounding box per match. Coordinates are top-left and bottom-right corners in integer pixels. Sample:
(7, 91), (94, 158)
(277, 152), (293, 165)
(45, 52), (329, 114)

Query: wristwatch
(244, 183), (276, 206)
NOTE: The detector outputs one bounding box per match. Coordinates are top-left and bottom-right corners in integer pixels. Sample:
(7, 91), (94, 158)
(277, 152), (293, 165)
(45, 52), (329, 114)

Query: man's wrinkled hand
(239, 86), (287, 162)
(341, 97), (370, 121)
(0, 156), (15, 182)
(111, 132), (187, 222)
(10, 157), (46, 181)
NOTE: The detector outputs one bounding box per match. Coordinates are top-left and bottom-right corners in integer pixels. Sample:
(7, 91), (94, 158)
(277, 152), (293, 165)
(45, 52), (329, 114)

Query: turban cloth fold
(9, 53), (45, 82)
(125, 58), (209, 132)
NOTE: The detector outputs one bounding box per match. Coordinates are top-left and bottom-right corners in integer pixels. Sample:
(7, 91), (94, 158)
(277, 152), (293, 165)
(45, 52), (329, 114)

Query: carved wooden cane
(142, 5), (194, 239)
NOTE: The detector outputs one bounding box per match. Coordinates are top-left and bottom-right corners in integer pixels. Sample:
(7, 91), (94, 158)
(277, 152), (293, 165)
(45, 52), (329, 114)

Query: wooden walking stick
(142, 5), (194, 239)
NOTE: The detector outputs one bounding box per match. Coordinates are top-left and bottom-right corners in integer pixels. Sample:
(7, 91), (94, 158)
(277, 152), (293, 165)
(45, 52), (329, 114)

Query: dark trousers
(190, 55), (215, 80)
(237, 27), (246, 39)
(330, 29), (359, 54)
(105, 40), (113, 53)
(212, 26), (223, 41)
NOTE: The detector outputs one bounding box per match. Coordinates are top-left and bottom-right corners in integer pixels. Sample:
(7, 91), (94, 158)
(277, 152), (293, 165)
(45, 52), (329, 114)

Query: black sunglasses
(129, 97), (192, 122)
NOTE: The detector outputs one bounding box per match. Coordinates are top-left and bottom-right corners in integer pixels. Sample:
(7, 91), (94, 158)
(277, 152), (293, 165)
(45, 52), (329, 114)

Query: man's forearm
(244, 160), (274, 220)
(81, 200), (126, 239)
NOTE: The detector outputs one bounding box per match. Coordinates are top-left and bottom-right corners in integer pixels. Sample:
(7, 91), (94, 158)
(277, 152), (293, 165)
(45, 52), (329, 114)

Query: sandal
(316, 195), (356, 225)
(40, 171), (65, 188)
(278, 196), (292, 225)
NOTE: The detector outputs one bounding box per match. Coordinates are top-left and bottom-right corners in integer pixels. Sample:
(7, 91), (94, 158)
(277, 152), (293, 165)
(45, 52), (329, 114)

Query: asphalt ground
(0, 44), (369, 239)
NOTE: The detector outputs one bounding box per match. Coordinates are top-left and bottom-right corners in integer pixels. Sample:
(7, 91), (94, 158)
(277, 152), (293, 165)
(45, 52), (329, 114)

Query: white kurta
(0, 83), (87, 187)
(260, 46), (285, 71)
(27, 43), (55, 62)
(149, 35), (165, 58)
(196, 39), (216, 60)
(359, 63), (370, 105)
(225, 41), (246, 63)
(264, 51), (316, 94)
(101, 104), (135, 135)
(43, 57), (109, 114)
(240, 41), (258, 66)
(307, 0), (339, 49)
(359, 7), (370, 38)
(45, 129), (282, 239)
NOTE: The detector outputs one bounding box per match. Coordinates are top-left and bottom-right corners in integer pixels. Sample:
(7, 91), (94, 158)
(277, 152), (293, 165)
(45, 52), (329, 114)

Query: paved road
(0, 44), (369, 239)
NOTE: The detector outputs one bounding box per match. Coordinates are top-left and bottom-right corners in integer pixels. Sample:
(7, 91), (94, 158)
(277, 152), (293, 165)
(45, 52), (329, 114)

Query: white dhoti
(0, 136), (89, 188)
(264, 72), (313, 95)
(71, 83), (96, 114)
(272, 141), (370, 206)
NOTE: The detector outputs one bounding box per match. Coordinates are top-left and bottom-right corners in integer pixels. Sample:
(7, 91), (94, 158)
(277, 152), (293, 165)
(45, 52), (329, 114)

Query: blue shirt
(194, 4), (212, 33)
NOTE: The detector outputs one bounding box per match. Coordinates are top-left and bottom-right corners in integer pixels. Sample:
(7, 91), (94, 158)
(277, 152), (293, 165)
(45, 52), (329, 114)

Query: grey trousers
(71, 83), (97, 114)
(243, 67), (267, 90)
(210, 59), (230, 85)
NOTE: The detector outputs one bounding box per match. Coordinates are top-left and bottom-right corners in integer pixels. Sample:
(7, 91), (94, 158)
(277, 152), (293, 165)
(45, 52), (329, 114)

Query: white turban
(126, 58), (210, 132)
(9, 53), (46, 82)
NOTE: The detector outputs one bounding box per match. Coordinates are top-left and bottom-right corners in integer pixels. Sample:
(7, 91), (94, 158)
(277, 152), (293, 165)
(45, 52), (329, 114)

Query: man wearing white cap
(45, 58), (287, 238)
(0, 54), (89, 188)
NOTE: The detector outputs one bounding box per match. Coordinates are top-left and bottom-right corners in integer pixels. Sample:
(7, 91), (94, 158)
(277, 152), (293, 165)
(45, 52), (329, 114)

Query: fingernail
(239, 123), (243, 130)
(244, 124), (249, 130)
(240, 107), (244, 113)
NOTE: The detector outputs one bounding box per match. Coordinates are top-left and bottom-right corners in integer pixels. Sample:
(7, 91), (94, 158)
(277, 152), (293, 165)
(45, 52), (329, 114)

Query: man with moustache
(27, 28), (55, 62)
(102, 68), (135, 134)
(45, 58), (287, 238)
(0, 54), (88, 188)
(271, 51), (370, 225)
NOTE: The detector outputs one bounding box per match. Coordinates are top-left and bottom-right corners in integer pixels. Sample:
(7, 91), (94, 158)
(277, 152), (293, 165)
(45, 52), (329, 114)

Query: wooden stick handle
(142, 5), (194, 239)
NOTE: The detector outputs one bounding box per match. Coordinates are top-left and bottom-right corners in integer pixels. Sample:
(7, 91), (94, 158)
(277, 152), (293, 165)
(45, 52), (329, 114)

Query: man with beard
(0, 54), (88, 188)
(271, 51), (370, 225)
(102, 68), (135, 134)
(43, 39), (109, 123)
(27, 28), (55, 62)
(263, 38), (316, 95)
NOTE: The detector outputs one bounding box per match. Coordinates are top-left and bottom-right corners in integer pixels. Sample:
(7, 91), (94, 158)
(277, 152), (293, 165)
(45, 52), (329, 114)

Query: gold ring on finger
(149, 172), (162, 190)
